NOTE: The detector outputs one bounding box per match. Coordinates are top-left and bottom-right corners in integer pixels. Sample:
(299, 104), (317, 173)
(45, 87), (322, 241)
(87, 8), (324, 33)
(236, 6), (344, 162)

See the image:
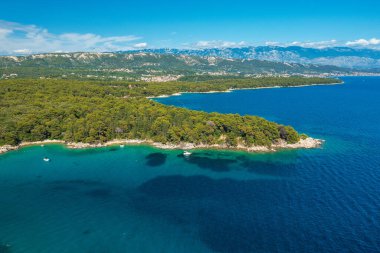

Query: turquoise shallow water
(1, 77), (380, 252)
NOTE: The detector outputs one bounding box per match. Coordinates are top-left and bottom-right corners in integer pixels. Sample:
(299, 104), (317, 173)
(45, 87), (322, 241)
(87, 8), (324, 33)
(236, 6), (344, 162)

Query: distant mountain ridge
(128, 46), (380, 69)
(0, 52), (353, 80)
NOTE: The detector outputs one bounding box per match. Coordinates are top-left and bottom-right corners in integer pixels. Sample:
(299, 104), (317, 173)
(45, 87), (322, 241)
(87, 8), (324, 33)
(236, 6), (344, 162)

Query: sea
(0, 76), (379, 253)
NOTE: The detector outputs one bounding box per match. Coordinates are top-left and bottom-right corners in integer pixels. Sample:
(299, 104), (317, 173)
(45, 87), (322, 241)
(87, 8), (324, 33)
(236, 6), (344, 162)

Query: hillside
(0, 77), (340, 150)
(0, 52), (350, 81)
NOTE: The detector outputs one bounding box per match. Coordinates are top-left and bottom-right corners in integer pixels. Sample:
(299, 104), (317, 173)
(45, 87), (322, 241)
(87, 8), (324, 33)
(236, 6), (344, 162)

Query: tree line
(0, 77), (340, 147)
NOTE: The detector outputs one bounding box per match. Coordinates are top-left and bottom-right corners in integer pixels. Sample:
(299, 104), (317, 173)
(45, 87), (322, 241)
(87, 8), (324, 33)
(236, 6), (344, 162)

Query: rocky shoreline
(0, 137), (323, 155)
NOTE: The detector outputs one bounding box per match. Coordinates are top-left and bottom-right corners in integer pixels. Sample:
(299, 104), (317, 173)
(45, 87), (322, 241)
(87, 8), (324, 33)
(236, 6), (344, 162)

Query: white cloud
(2, 19), (380, 55)
(287, 40), (339, 48)
(186, 39), (380, 50)
(133, 42), (148, 48)
(193, 40), (246, 48)
(187, 39), (354, 49)
(0, 28), (12, 38)
(265, 41), (280, 46)
(264, 39), (380, 49)
(190, 38), (380, 50)
(13, 49), (31, 54)
(346, 38), (380, 47)
(0, 20), (142, 54)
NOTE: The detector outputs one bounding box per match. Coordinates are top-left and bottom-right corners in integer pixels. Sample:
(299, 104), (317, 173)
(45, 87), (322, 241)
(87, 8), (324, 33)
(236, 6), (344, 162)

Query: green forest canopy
(0, 77), (341, 147)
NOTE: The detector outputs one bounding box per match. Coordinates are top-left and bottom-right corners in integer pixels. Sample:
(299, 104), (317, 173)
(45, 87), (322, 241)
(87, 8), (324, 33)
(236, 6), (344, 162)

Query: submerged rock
(0, 243), (11, 253)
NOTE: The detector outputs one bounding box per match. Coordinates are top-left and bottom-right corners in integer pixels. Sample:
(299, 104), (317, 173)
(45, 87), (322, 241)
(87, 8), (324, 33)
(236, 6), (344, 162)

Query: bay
(1, 76), (379, 252)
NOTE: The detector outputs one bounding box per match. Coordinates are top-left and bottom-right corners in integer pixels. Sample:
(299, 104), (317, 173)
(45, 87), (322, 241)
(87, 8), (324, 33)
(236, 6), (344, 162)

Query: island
(0, 77), (342, 154)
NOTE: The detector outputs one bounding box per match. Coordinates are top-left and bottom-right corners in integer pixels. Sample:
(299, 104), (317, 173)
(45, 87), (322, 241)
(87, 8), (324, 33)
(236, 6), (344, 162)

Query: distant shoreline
(0, 137), (323, 155)
(147, 81), (344, 99)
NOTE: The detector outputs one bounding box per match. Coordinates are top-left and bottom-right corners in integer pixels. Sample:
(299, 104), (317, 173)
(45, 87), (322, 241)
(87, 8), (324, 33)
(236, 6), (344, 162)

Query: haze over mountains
(130, 46), (380, 70)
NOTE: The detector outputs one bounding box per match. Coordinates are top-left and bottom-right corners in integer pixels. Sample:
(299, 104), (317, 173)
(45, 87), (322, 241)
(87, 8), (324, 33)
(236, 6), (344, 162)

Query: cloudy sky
(1, 0), (380, 54)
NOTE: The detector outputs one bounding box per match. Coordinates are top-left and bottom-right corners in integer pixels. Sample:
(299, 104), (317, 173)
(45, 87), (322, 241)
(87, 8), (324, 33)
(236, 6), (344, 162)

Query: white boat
(120, 144), (125, 148)
(43, 157), (50, 162)
(183, 151), (192, 156)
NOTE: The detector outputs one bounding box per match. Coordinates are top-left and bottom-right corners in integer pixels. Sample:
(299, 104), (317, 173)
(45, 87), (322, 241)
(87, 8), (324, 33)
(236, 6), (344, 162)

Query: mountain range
(0, 52), (354, 81)
(129, 46), (380, 70)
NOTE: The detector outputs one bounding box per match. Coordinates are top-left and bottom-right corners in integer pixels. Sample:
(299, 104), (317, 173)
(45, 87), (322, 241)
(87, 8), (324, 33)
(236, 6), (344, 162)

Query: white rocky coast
(0, 137), (322, 155)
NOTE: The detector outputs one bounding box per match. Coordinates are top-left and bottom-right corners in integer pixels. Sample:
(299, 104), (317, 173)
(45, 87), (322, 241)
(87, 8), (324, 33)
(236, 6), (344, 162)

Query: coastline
(0, 81), (333, 156)
(0, 137), (323, 155)
(147, 81), (344, 99)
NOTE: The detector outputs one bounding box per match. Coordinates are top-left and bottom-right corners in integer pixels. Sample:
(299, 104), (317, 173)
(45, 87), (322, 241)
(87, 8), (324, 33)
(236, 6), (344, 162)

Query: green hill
(0, 77), (340, 149)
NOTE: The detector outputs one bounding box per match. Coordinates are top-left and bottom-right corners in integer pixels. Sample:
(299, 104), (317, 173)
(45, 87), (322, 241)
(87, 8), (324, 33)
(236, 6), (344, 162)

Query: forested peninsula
(0, 77), (341, 153)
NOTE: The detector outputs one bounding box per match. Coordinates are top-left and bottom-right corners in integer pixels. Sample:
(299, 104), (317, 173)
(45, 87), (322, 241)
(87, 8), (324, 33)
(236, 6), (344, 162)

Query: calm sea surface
(0, 77), (379, 253)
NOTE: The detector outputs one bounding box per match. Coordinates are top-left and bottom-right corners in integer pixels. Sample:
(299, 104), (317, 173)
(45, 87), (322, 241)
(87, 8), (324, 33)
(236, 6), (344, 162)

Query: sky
(1, 0), (380, 54)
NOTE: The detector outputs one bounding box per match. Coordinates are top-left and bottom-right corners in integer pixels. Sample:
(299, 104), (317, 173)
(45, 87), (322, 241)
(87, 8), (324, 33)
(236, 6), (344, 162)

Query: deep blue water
(1, 77), (380, 253)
